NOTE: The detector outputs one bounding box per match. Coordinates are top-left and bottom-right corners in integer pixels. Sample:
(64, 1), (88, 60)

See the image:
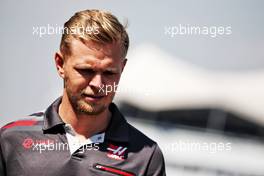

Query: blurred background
(1, 0), (264, 175)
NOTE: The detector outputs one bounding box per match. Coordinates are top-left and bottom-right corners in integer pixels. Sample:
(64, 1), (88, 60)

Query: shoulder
(124, 120), (163, 161)
(0, 112), (44, 138)
(125, 121), (166, 174)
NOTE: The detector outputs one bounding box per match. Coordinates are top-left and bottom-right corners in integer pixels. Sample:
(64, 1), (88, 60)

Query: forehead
(66, 38), (123, 64)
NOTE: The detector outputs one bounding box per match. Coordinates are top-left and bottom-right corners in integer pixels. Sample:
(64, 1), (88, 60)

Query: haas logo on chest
(107, 144), (127, 160)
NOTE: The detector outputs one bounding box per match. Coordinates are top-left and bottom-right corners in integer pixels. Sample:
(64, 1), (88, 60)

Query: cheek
(104, 76), (122, 95)
(104, 75), (120, 86)
(65, 74), (88, 93)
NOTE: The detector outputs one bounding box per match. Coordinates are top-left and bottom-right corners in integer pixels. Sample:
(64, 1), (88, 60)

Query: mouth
(82, 94), (105, 102)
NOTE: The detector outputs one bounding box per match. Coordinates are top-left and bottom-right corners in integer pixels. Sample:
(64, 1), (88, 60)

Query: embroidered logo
(107, 144), (127, 160)
(22, 138), (34, 149)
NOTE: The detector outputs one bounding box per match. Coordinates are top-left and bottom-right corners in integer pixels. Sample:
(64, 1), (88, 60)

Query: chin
(77, 101), (107, 115)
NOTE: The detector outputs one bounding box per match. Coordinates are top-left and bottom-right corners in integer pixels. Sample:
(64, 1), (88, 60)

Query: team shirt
(0, 97), (166, 176)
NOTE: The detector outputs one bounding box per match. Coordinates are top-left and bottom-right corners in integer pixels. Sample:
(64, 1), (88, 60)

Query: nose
(89, 73), (104, 89)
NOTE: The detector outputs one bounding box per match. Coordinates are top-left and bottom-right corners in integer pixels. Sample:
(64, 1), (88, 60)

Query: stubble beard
(75, 99), (106, 115)
(65, 88), (109, 116)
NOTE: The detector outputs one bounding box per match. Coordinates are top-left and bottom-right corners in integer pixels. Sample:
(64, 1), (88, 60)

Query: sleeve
(0, 129), (7, 176)
(146, 144), (166, 176)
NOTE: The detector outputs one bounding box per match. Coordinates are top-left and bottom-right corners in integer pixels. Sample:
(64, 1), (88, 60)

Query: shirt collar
(64, 123), (105, 155)
(43, 97), (65, 133)
(105, 103), (129, 142)
(43, 97), (129, 142)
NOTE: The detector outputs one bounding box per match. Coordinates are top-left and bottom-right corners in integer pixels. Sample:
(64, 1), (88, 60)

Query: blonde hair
(60, 9), (129, 57)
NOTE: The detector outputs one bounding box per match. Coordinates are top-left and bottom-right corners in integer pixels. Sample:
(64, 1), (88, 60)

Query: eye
(104, 71), (116, 76)
(76, 68), (95, 75)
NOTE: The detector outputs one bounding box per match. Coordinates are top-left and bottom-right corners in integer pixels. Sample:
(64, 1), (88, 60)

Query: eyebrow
(74, 64), (93, 69)
(75, 64), (119, 72)
(105, 68), (119, 72)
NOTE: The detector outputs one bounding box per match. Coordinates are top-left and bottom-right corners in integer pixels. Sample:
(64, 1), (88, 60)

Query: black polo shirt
(0, 97), (166, 176)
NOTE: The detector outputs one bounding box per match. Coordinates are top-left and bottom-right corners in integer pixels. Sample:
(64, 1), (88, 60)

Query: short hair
(60, 9), (129, 58)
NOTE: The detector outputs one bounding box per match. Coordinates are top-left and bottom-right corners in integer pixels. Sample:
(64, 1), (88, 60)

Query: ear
(54, 51), (65, 79)
(121, 58), (127, 73)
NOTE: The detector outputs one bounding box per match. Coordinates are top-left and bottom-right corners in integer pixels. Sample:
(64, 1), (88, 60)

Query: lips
(82, 94), (105, 102)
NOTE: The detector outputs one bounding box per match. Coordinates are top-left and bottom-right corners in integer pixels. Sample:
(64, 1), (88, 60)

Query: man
(0, 9), (166, 176)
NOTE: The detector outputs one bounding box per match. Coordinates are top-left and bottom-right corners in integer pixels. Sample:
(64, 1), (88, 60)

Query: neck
(58, 92), (111, 138)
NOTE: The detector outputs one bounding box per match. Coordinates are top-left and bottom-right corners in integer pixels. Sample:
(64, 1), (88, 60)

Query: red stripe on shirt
(2, 120), (37, 129)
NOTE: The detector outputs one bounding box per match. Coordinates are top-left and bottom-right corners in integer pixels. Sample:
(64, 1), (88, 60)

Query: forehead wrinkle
(82, 40), (119, 58)
(73, 40), (110, 59)
(69, 39), (123, 64)
(69, 39), (122, 69)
